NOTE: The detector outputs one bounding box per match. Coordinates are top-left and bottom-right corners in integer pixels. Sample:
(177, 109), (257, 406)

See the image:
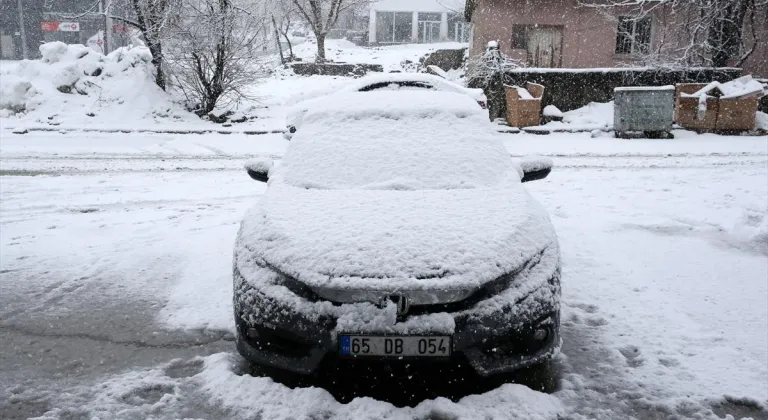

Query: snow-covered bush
(466, 42), (524, 120)
(466, 42), (524, 86)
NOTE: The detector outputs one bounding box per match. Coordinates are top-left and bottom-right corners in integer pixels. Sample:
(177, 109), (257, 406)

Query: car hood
(236, 181), (557, 304)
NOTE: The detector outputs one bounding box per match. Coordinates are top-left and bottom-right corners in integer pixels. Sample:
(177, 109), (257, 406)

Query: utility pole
(16, 0), (29, 59)
(103, 0), (114, 54)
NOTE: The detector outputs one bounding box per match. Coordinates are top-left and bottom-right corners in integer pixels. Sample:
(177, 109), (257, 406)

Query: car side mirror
(244, 158), (274, 183)
(519, 156), (553, 183)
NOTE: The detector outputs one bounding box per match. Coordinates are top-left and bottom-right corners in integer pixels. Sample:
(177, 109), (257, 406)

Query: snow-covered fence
(290, 62), (383, 76)
(501, 67), (743, 114)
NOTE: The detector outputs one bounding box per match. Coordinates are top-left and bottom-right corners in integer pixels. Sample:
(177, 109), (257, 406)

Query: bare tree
(127, 0), (181, 89)
(166, 0), (271, 115)
(271, 0), (297, 63)
(276, 12), (296, 61)
(578, 0), (767, 68)
(272, 15), (287, 64)
(289, 0), (367, 61)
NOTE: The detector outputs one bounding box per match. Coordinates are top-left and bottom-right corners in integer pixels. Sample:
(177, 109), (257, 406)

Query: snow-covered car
(235, 90), (560, 377)
(283, 73), (487, 139)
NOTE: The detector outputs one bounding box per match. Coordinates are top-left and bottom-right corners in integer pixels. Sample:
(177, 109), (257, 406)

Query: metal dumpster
(614, 86), (675, 138)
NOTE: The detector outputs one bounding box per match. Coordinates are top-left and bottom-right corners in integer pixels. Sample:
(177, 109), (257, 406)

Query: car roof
(301, 90), (484, 123)
(345, 72), (462, 91)
(281, 90), (509, 191)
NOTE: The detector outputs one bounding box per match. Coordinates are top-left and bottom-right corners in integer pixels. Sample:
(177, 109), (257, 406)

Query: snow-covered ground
(2, 39), (768, 420)
(1, 129), (766, 419)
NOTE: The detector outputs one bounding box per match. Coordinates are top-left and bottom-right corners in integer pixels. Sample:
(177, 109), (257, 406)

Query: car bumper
(233, 250), (561, 376)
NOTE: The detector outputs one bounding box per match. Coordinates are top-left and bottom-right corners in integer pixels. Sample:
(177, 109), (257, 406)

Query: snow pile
(543, 105), (563, 118)
(681, 75), (765, 100)
(756, 111), (768, 130)
(15, 351), (564, 419)
(730, 209), (768, 254)
(0, 42), (193, 125)
(0, 75), (36, 115)
(542, 101), (614, 130)
(197, 353), (564, 419)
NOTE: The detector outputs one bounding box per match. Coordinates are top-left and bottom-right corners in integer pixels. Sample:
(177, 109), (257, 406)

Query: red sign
(41, 21), (59, 32)
(40, 21), (80, 32)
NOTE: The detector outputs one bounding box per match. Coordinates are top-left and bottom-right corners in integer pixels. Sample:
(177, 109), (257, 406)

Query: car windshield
(358, 81), (436, 92)
(278, 92), (513, 191)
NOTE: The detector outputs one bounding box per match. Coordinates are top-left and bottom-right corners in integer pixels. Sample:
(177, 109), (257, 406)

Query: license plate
(339, 335), (451, 357)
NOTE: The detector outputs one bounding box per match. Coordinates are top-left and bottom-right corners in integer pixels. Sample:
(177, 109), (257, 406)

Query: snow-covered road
(1, 131), (767, 419)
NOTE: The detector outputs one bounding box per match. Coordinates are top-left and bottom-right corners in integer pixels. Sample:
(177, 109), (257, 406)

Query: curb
(7, 127), (286, 136)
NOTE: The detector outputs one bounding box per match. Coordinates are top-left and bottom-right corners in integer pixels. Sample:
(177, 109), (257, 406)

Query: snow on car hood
(236, 179), (556, 303)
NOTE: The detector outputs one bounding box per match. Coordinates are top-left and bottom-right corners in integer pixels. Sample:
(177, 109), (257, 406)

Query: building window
(376, 11), (412, 43)
(615, 16), (651, 54)
(448, 13), (472, 43)
(418, 12), (442, 43)
(510, 24), (528, 49)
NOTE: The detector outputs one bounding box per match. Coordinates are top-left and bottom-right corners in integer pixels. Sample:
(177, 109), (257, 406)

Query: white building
(368, 0), (471, 44)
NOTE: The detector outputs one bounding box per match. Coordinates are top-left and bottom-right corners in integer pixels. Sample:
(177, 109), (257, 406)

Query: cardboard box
(675, 83), (718, 131)
(504, 82), (544, 128)
(717, 96), (759, 131)
(676, 81), (761, 132)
